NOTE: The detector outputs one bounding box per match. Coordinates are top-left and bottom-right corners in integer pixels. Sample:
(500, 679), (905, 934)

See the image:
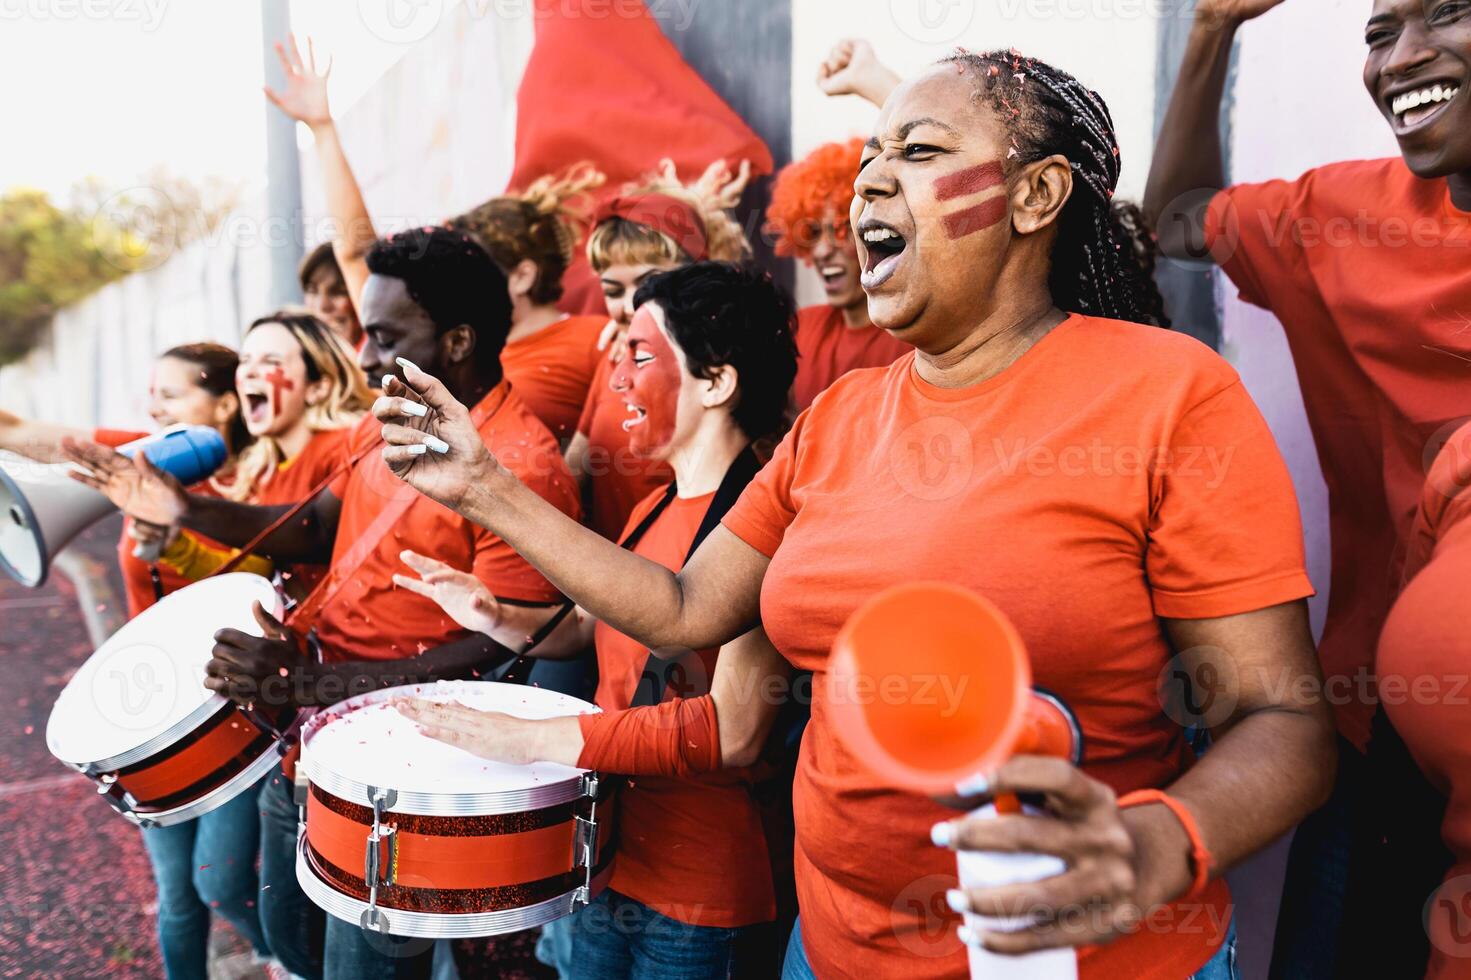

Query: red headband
(592, 192), (709, 261)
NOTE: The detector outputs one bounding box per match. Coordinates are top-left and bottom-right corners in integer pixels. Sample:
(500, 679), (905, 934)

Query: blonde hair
(586, 175), (751, 272)
(449, 163), (606, 305)
(226, 311), (374, 502)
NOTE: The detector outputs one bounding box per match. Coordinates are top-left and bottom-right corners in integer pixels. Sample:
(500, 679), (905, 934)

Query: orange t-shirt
(501, 315), (604, 445)
(591, 486), (774, 928)
(94, 428), (230, 621)
(722, 315), (1314, 980)
(1204, 158), (1471, 749)
(306, 382), (579, 662)
(1378, 421), (1471, 979)
(791, 304), (912, 412)
(575, 355), (674, 540)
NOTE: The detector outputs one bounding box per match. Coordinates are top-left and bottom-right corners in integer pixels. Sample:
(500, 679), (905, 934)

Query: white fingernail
(955, 772), (991, 797)
(946, 889), (969, 914)
(396, 357), (420, 373)
(930, 821), (954, 848)
(425, 436), (450, 454)
(401, 402), (428, 418)
(381, 374), (394, 389)
(406, 444), (428, 456)
(957, 926), (983, 947)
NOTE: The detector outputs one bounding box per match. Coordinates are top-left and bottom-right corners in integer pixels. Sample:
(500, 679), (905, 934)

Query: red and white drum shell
(46, 574), (295, 828)
(295, 680), (613, 939)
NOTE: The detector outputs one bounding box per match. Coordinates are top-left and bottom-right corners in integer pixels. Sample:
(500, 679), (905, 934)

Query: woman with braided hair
(373, 50), (1333, 979)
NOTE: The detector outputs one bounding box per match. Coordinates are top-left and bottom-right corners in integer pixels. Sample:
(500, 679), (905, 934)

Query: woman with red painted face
(391, 262), (797, 979)
(767, 138), (912, 412)
(1147, 0), (1471, 972)
(375, 51), (1335, 979)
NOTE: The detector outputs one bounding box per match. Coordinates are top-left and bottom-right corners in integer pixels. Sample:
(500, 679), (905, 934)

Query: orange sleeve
(575, 695), (722, 776)
(1204, 177), (1315, 312)
(93, 428), (148, 448)
(1146, 380), (1315, 619)
(720, 409), (806, 558)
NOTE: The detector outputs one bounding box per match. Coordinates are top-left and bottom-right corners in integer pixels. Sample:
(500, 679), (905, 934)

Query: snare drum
(295, 680), (612, 939)
(46, 573), (295, 828)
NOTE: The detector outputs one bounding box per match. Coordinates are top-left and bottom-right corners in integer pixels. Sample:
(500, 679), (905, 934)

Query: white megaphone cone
(0, 425), (228, 588)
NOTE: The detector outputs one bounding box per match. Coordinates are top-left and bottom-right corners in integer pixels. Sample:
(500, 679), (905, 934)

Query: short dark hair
(297, 241), (340, 291)
(365, 227), (514, 374)
(633, 262), (797, 441)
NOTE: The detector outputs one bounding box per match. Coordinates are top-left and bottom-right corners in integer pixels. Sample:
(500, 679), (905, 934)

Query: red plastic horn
(829, 582), (1081, 796)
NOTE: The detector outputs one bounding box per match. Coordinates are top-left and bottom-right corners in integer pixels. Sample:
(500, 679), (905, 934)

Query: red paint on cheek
(623, 309), (681, 457)
(934, 161), (1004, 201)
(263, 366), (296, 415)
(943, 198), (1008, 240)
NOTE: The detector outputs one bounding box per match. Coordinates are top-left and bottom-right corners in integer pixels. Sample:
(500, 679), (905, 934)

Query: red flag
(508, 0), (774, 314)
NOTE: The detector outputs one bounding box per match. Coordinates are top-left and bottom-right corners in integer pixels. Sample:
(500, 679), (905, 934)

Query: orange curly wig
(765, 138), (864, 260)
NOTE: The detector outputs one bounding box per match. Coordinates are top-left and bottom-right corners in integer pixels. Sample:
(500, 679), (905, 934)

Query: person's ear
(215, 392), (240, 427)
(1010, 154), (1074, 236)
(702, 364), (739, 411)
(507, 259), (539, 303)
(441, 325), (477, 366)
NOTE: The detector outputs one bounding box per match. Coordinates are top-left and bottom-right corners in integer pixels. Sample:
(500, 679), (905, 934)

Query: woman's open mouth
(859, 221), (907, 290)
(244, 391), (271, 426)
(819, 263), (851, 294)
(621, 402), (647, 432)
(1388, 81), (1461, 133)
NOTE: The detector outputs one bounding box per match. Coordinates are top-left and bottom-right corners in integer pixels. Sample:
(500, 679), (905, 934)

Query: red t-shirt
(590, 486), (774, 928)
(250, 427), (355, 596)
(722, 315), (1313, 980)
(501, 315), (604, 445)
(93, 428), (228, 621)
(305, 382), (579, 663)
(791, 304), (912, 412)
(1205, 158), (1471, 749)
(1377, 421), (1471, 979)
(575, 356), (674, 540)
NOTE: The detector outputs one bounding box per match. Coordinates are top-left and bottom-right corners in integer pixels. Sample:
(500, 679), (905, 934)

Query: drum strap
(285, 387), (508, 637)
(627, 444), (761, 709)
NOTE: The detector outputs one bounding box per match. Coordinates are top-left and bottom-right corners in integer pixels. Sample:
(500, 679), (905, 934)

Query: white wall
(1221, 2), (1398, 638)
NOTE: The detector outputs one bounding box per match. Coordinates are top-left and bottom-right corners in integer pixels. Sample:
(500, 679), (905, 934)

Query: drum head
(304, 681), (597, 800)
(46, 573), (281, 767)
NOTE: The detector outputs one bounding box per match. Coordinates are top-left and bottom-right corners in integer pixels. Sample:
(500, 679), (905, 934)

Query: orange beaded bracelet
(1117, 788), (1214, 900)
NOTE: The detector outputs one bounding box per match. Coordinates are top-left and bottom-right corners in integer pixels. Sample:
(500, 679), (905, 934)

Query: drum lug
(362, 785), (398, 932)
(580, 772), (599, 799)
(572, 803), (599, 909)
(94, 772), (142, 824)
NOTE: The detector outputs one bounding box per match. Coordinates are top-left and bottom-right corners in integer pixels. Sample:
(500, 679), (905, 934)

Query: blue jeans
(257, 767), (323, 979)
(780, 915), (1239, 980)
(568, 889), (742, 980)
(142, 777), (269, 980)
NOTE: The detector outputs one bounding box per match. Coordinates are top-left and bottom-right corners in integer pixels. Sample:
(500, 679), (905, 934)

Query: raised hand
(392, 550), (503, 637)
(817, 38), (900, 107)
(1195, 0), (1288, 27)
(263, 34), (332, 129)
(61, 438), (190, 527)
(374, 358), (499, 512)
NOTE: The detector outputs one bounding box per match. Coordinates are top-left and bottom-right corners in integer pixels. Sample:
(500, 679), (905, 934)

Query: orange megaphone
(828, 582), (1081, 796)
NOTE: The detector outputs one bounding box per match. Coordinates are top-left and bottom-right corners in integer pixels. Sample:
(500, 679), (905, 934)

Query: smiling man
(1145, 0), (1471, 976)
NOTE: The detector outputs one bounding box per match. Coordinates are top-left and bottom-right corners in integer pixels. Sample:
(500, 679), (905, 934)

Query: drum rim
(301, 681), (594, 816)
(295, 832), (611, 939)
(47, 573), (280, 769)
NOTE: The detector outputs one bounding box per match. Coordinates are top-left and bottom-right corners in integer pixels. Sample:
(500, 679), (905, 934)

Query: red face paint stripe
(943, 197), (1008, 240)
(263, 366), (296, 415)
(934, 161), (1004, 201)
